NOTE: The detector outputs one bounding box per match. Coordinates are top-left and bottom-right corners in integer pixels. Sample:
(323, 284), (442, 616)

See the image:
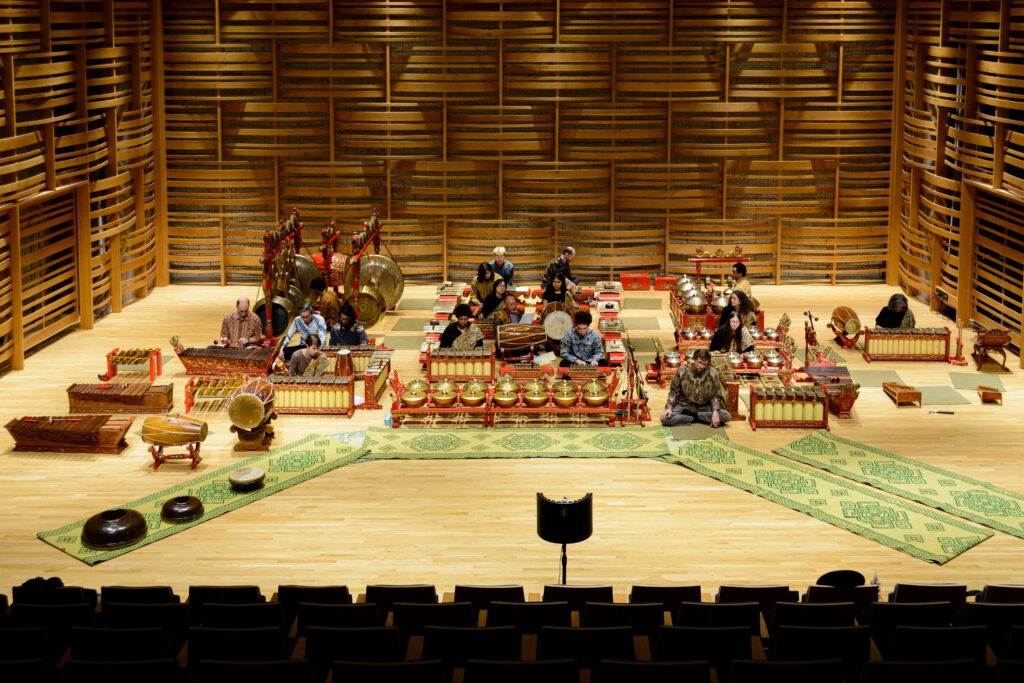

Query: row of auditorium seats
(2, 581), (1024, 682)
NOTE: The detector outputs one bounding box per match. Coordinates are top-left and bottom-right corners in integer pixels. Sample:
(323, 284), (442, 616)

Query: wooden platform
(0, 283), (1021, 598)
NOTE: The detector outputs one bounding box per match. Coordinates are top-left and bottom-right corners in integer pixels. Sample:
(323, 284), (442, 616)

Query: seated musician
(542, 270), (576, 309)
(311, 277), (341, 328)
(329, 303), (368, 346)
(470, 262), (503, 306)
(875, 293), (916, 329)
(710, 311), (755, 353)
(477, 280), (507, 321)
(717, 290), (758, 329)
(559, 310), (608, 367)
(278, 302), (328, 362)
(220, 297), (263, 349)
(288, 335), (329, 376)
(440, 303), (484, 349)
(730, 263), (752, 299)
(660, 348), (731, 428)
(542, 246), (579, 290)
(489, 246), (515, 288)
(490, 291), (522, 326)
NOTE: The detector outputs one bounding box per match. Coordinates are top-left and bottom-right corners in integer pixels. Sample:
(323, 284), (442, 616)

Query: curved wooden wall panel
(896, 0), (1024, 364)
(0, 1), (158, 371)
(161, 0), (896, 285)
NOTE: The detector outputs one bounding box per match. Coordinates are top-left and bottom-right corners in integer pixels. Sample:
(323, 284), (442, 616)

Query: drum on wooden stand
(496, 323), (547, 353)
(227, 377), (276, 430)
(830, 306), (862, 337)
(141, 414), (209, 446)
(543, 308), (574, 355)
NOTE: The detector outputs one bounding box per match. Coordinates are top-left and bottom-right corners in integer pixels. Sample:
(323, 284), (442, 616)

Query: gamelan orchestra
(12, 208), (1009, 470)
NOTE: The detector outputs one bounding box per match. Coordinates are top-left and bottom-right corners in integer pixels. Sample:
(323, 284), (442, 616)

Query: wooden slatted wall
(163, 0), (897, 284)
(897, 0), (1024, 366)
(0, 0), (159, 371)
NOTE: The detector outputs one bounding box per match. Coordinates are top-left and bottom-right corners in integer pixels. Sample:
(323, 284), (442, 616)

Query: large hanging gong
(343, 254), (404, 310)
(343, 286), (387, 329)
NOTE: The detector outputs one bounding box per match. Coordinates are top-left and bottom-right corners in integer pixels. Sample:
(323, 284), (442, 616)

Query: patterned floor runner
(774, 430), (1024, 540)
(39, 433), (368, 565)
(670, 436), (991, 564)
(359, 426), (670, 460)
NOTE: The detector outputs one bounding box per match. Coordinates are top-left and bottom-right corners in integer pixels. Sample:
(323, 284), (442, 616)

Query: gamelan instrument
(253, 284), (305, 337)
(269, 375), (355, 415)
(541, 302), (574, 352)
(343, 253), (405, 311)
(749, 386), (828, 431)
(141, 414), (209, 469)
(81, 508), (147, 550)
(171, 336), (278, 375)
(496, 323), (547, 352)
(99, 347), (162, 382)
(863, 327), (951, 362)
(882, 382), (922, 407)
(344, 285), (387, 329)
(797, 366), (860, 419)
(184, 376), (245, 413)
(5, 415), (134, 454)
(826, 306), (863, 349)
(323, 343), (386, 374)
(67, 383), (173, 415)
(227, 378), (276, 431)
(229, 466), (266, 492)
(427, 347), (497, 382)
(360, 347), (395, 409)
(335, 348), (353, 377)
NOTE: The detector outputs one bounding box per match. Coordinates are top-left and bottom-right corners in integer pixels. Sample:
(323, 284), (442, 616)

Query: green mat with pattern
(670, 436), (991, 564)
(618, 316), (662, 330)
(38, 433), (369, 566)
(381, 335), (428, 350)
(360, 426), (670, 460)
(622, 297), (665, 310)
(775, 430), (1024, 540)
(949, 372), (1005, 393)
(397, 298), (435, 310)
(389, 317), (429, 332)
(918, 386), (971, 406)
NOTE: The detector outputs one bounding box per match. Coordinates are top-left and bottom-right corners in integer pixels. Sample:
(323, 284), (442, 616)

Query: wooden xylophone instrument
(270, 375), (355, 415)
(6, 415), (134, 454)
(360, 348), (394, 409)
(749, 386), (828, 431)
(174, 344), (278, 375)
(184, 376), (245, 413)
(862, 327), (950, 362)
(427, 347), (496, 382)
(68, 383), (173, 414)
(100, 347), (162, 382)
(323, 344), (380, 374)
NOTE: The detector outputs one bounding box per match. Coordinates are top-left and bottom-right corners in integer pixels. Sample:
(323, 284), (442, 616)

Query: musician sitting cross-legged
(660, 348), (731, 428)
(717, 290), (758, 329)
(470, 261), (503, 306)
(278, 302), (328, 362)
(440, 303), (484, 349)
(329, 303), (368, 346)
(559, 310), (608, 367)
(542, 270), (576, 309)
(490, 291), (522, 326)
(489, 246), (515, 287)
(477, 280), (507, 321)
(219, 297), (263, 349)
(710, 311), (755, 354)
(875, 293), (916, 329)
(288, 334), (329, 376)
(542, 246), (579, 290)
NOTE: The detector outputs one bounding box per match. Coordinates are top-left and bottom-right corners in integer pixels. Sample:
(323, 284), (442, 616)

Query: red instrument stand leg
(949, 337), (968, 366)
(150, 443), (202, 470)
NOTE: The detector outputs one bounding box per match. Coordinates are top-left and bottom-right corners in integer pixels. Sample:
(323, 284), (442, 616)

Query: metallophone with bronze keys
(862, 327), (954, 363)
(270, 376), (355, 416)
(426, 347), (497, 383)
(98, 348), (162, 382)
(171, 336), (280, 376)
(749, 386), (829, 431)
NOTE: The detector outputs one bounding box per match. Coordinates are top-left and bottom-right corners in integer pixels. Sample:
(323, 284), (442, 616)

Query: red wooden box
(620, 273), (650, 290)
(654, 276), (675, 291)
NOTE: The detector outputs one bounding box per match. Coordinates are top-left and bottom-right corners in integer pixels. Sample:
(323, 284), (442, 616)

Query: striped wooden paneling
(19, 191), (77, 347)
(972, 191), (1024, 346)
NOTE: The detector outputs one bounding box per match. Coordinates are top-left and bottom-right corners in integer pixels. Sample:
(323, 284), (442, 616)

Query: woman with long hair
(542, 269), (575, 308)
(710, 310), (755, 353)
(875, 293), (916, 329)
(478, 279), (507, 320)
(717, 290), (757, 329)
(470, 261), (503, 306)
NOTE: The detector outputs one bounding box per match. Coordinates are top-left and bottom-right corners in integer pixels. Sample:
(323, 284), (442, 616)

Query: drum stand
(826, 323), (863, 350)
(150, 442), (202, 470)
(231, 411), (277, 452)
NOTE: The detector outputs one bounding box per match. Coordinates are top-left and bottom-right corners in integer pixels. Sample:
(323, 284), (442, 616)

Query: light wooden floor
(0, 282), (1022, 600)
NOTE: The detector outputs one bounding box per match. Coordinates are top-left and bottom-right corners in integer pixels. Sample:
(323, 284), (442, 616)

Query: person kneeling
(660, 348), (731, 428)
(288, 334), (328, 376)
(559, 310), (608, 368)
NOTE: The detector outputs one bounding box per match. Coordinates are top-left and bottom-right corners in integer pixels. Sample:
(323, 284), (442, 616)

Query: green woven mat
(619, 316), (662, 331)
(629, 337), (659, 353)
(849, 369), (904, 387)
(381, 335), (428, 350)
(360, 426), (670, 460)
(671, 436), (991, 564)
(38, 433), (369, 566)
(949, 372), (1006, 393)
(389, 317), (429, 332)
(397, 298), (435, 311)
(918, 386), (971, 406)
(774, 430), (1024, 541)
(622, 297), (665, 311)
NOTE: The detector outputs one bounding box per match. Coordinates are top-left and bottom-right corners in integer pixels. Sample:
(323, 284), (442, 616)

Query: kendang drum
(227, 377), (276, 430)
(141, 414), (208, 447)
(543, 312), (574, 353)
(335, 348), (353, 377)
(497, 323), (546, 353)
(830, 306), (862, 336)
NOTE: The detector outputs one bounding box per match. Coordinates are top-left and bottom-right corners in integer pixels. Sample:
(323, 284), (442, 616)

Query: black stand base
(560, 543), (567, 585)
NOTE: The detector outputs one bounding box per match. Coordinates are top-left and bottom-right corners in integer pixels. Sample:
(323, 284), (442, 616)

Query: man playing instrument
(559, 310), (607, 367)
(440, 303), (484, 349)
(220, 297), (263, 348)
(730, 263), (752, 298)
(489, 246), (515, 288)
(660, 348), (731, 428)
(874, 293), (916, 329)
(489, 291), (522, 326)
(288, 335), (327, 376)
(542, 246), (579, 290)
(330, 303), (368, 346)
(278, 302), (328, 362)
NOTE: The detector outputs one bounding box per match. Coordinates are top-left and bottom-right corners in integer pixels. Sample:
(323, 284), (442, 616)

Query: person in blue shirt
(489, 246), (514, 288)
(277, 302), (328, 362)
(559, 310), (607, 367)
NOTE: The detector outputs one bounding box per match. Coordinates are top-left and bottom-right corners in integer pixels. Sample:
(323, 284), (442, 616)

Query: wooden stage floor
(0, 283), (1021, 598)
